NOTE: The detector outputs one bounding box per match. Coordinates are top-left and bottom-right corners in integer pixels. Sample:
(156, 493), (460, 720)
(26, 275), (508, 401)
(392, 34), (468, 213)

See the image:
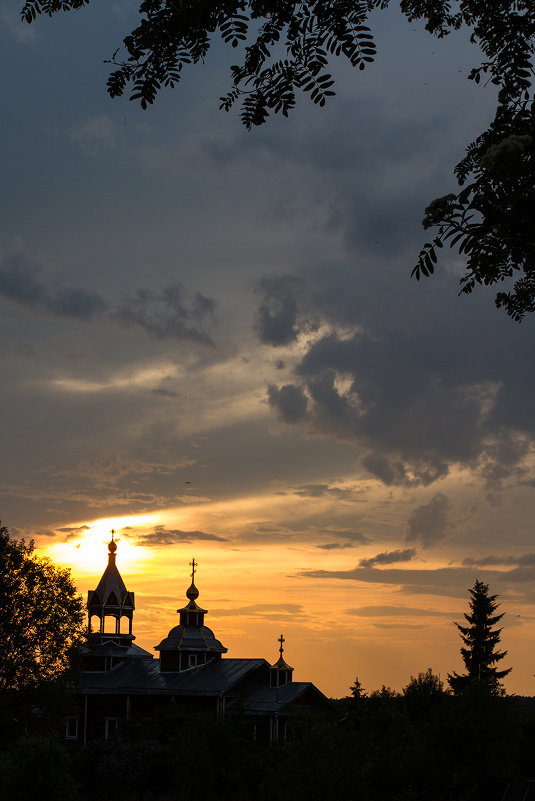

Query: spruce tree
(448, 580), (511, 695)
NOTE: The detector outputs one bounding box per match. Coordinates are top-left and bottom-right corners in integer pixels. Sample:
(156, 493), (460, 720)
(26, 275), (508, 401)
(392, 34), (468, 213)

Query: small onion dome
(269, 634), (293, 688)
(272, 653), (293, 671)
(186, 580), (199, 601)
(108, 538), (117, 554)
(271, 634), (293, 672)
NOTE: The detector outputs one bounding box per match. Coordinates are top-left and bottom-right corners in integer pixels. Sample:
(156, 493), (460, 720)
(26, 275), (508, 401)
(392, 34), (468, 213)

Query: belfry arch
(86, 531), (135, 644)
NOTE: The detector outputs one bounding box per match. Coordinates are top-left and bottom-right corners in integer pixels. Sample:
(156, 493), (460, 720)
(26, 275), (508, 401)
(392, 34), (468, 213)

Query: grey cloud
(479, 435), (531, 487)
(71, 114), (117, 155)
(298, 332), (484, 462)
(362, 454), (448, 488)
(14, 342), (39, 360)
(257, 263), (535, 490)
(406, 493), (450, 548)
(254, 275), (304, 346)
(463, 554), (535, 567)
(293, 483), (354, 499)
(57, 525), (91, 533)
(0, 251), (216, 344)
(114, 283), (215, 344)
(372, 623), (426, 629)
(138, 525), (228, 546)
(362, 453), (409, 486)
(268, 383), (308, 423)
(346, 605), (452, 617)
(359, 549), (417, 568)
(211, 603), (305, 618)
(152, 388), (180, 398)
(499, 566), (535, 583)
(56, 524), (91, 541)
(297, 565), (488, 599)
(300, 562), (535, 600)
(317, 542), (357, 550)
(265, 329), (486, 486)
(0, 254), (107, 320)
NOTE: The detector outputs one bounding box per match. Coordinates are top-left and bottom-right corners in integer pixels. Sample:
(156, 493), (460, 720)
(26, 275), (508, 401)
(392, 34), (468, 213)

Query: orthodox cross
(111, 529), (115, 540)
(278, 634), (285, 656)
(190, 557), (197, 581)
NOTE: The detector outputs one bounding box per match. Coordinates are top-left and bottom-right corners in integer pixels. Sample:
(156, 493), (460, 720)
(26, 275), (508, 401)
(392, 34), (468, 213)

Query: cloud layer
(0, 245), (215, 343)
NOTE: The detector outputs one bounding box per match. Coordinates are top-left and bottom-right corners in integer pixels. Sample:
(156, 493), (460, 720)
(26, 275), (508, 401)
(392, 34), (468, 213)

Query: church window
(65, 717), (78, 741)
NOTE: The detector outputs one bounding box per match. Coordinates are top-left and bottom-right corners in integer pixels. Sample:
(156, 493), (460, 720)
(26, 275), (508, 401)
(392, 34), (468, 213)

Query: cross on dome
(108, 529), (117, 554)
(185, 557), (200, 602)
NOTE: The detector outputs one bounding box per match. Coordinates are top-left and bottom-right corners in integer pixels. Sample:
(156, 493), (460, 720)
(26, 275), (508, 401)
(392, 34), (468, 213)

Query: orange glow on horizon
(37, 494), (535, 700)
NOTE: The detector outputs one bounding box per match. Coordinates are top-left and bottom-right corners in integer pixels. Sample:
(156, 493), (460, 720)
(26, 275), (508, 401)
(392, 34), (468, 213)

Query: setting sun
(46, 514), (156, 575)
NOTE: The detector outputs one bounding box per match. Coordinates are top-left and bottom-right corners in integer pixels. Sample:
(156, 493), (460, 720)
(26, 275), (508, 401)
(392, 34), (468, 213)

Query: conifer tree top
(448, 579), (511, 696)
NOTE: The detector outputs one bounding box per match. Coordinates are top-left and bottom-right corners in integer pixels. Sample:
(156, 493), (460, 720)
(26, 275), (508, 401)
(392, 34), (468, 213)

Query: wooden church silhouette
(72, 534), (335, 743)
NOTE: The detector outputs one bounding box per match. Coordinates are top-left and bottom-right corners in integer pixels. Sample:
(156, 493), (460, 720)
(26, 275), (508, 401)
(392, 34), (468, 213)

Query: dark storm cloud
(113, 284), (216, 344)
(346, 605), (452, 617)
(254, 275), (303, 346)
(261, 287), (535, 490)
(0, 253), (107, 320)
(406, 494), (450, 549)
(478, 435), (531, 488)
(268, 383), (308, 423)
(359, 549), (416, 568)
(295, 332), (484, 469)
(361, 454), (409, 486)
(138, 525), (228, 546)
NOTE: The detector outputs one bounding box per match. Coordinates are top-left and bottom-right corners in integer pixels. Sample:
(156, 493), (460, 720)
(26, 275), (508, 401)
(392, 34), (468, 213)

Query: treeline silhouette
(2, 674), (535, 801)
(1, 532), (531, 800)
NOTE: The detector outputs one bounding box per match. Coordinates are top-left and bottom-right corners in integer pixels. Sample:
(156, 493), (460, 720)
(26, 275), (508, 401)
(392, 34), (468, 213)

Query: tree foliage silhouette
(448, 579), (511, 696)
(0, 525), (84, 693)
(20, 1), (535, 319)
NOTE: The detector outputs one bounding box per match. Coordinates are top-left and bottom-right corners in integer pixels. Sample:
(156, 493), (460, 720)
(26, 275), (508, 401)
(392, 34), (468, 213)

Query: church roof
(81, 640), (153, 660)
(238, 681), (336, 716)
(80, 657), (268, 696)
(80, 657), (337, 717)
(88, 534), (134, 611)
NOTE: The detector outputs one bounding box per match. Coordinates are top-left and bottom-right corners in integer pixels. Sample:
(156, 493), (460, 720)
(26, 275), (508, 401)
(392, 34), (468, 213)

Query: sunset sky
(2, 2), (535, 699)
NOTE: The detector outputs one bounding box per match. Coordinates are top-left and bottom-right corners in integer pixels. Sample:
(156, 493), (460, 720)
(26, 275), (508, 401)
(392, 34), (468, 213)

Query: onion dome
(269, 635), (294, 688)
(155, 558), (227, 672)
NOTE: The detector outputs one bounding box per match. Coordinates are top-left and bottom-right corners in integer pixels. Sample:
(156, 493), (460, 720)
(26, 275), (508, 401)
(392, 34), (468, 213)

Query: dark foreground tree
(0, 524), (84, 693)
(20, 1), (535, 318)
(448, 579), (511, 695)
